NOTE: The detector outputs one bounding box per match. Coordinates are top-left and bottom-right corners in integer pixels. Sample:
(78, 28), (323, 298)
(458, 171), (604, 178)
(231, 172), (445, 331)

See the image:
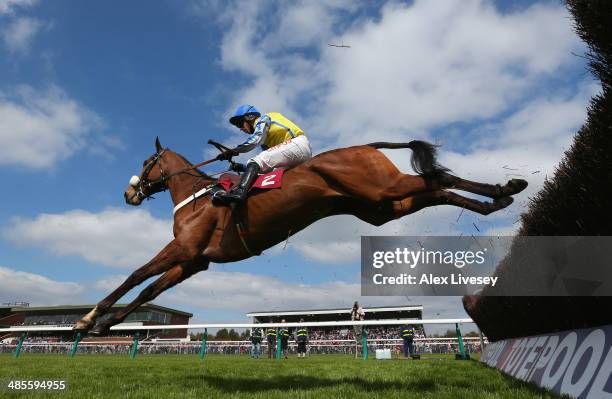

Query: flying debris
(283, 229), (292, 250)
(456, 207), (465, 222)
(328, 42), (351, 48)
(471, 235), (485, 251)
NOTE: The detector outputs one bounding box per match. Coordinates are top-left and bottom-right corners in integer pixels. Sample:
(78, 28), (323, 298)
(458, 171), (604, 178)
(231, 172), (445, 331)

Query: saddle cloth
(218, 169), (285, 192)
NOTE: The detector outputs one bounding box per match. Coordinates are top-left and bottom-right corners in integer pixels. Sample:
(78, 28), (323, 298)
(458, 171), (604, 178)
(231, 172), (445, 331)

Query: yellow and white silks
(234, 112), (312, 173)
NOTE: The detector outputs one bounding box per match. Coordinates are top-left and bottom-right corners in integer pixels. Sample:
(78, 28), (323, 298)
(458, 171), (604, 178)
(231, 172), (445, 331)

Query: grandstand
(247, 305), (426, 343)
(247, 304), (423, 322)
(0, 302), (192, 341)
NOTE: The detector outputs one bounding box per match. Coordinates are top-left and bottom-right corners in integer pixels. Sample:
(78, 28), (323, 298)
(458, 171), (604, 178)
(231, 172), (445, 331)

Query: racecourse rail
(0, 318), (474, 332)
(1, 318), (478, 360)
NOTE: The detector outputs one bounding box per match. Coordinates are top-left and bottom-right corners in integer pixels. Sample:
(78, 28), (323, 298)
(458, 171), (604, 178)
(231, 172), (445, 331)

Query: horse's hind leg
(438, 173), (527, 200)
(74, 239), (192, 332)
(393, 190), (514, 217)
(349, 190), (513, 227)
(90, 257), (209, 336)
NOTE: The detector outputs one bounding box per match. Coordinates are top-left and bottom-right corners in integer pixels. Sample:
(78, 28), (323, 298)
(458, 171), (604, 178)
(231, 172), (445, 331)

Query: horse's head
(124, 137), (169, 206)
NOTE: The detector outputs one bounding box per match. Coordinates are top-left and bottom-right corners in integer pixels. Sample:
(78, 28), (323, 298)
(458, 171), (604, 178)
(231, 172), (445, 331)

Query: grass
(0, 353), (561, 399)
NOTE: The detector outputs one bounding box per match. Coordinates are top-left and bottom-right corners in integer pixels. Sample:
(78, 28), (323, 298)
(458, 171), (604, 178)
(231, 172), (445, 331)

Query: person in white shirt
(350, 301), (365, 357)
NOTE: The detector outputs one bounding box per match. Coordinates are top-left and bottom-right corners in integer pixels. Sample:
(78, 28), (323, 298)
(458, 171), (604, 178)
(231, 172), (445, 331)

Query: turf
(0, 354), (561, 398)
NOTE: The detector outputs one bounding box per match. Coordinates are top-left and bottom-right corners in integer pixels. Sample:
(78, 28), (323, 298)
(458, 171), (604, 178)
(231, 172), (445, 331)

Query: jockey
(213, 104), (312, 204)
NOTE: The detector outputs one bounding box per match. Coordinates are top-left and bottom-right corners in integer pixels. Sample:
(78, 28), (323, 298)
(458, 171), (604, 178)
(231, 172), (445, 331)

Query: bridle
(126, 140), (233, 203)
(128, 149), (168, 202)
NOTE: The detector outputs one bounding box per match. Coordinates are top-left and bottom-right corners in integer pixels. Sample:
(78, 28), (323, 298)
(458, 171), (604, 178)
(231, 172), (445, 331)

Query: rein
(130, 149), (221, 203)
(136, 140), (232, 194)
(159, 157), (220, 183)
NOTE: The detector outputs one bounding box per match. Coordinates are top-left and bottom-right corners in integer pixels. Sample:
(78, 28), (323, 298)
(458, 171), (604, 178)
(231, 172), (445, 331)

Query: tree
(216, 328), (229, 340)
(228, 329), (240, 341)
(442, 329), (457, 338)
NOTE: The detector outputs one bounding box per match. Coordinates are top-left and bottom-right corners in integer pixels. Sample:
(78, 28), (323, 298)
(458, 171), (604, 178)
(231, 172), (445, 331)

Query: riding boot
(213, 162), (260, 204)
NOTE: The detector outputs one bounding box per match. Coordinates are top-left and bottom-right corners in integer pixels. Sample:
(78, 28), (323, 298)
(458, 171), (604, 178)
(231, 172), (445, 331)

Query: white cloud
(0, 0), (37, 15)
(148, 269), (402, 313)
(4, 208), (173, 268)
(93, 274), (128, 291)
(0, 0), (42, 54)
(2, 16), (41, 53)
(0, 266), (85, 305)
(0, 85), (103, 169)
(216, 0), (584, 147)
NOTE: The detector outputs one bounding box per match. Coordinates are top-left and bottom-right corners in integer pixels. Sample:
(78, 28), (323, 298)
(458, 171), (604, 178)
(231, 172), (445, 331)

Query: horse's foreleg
(90, 257), (209, 336)
(74, 239), (193, 332)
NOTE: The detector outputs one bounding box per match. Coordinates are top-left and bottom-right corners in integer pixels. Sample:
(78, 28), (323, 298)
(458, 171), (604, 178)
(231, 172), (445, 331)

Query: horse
(74, 137), (527, 335)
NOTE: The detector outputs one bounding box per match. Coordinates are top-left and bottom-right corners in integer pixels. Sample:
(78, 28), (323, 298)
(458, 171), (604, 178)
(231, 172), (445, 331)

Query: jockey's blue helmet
(229, 104), (261, 127)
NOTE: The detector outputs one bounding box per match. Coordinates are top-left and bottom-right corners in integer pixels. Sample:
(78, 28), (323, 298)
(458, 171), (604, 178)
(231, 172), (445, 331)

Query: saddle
(217, 173), (240, 191)
(216, 169), (285, 193)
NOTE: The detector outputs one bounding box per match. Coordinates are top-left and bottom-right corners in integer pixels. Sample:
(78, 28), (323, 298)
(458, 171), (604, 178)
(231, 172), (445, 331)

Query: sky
(0, 0), (598, 334)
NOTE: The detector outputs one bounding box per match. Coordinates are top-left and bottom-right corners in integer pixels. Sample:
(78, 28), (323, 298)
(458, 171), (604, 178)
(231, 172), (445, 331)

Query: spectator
(401, 324), (415, 358)
(250, 326), (263, 359)
(279, 319), (289, 359)
(350, 302), (365, 358)
(266, 320), (276, 359)
(296, 318), (308, 358)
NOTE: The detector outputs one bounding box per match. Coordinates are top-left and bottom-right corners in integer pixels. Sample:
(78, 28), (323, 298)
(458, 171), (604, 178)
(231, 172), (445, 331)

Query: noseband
(129, 150), (168, 201)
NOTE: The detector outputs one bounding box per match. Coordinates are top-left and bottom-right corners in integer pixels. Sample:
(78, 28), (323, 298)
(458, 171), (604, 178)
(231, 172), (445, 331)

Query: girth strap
(230, 202), (261, 257)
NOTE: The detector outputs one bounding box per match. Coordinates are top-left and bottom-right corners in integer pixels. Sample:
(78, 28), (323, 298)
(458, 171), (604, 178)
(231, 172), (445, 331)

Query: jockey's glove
(216, 149), (239, 161)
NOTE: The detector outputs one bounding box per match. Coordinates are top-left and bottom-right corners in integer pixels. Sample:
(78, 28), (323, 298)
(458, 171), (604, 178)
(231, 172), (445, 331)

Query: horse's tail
(367, 141), (450, 175)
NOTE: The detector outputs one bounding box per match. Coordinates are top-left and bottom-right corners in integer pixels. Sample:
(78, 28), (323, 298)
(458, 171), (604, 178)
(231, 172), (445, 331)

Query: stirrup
(213, 188), (246, 204)
(212, 190), (230, 204)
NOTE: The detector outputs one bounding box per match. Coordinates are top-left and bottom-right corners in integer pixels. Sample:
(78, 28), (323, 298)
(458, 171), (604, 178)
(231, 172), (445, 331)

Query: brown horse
(74, 138), (527, 335)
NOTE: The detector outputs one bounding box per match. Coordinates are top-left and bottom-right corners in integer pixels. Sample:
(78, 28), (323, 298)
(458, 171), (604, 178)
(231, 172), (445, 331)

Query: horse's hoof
(89, 325), (110, 337)
(494, 196), (514, 209)
(506, 179), (528, 195)
(73, 319), (94, 332)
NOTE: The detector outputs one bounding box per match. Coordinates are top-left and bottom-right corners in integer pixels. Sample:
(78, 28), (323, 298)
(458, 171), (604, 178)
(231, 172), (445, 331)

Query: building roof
(7, 303), (193, 317)
(246, 305), (423, 318)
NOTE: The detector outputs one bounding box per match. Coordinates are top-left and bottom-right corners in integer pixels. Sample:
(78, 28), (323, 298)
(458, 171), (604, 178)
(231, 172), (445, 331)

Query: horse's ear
(155, 137), (162, 153)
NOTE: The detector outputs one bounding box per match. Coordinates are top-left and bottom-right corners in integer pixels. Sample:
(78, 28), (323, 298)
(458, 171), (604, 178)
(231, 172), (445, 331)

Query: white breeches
(250, 135), (312, 173)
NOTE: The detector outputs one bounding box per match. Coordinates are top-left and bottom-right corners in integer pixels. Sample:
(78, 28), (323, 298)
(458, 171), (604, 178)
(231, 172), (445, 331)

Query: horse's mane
(171, 150), (217, 181)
